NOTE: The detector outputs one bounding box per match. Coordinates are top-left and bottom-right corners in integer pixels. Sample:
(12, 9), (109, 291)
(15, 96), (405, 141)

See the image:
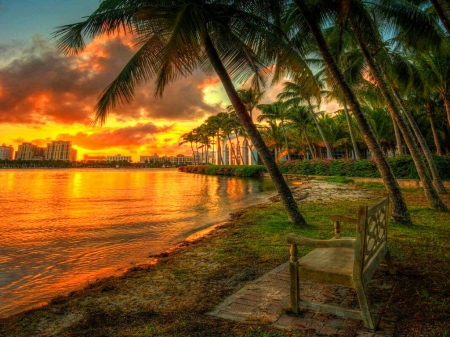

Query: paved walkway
(208, 262), (397, 337)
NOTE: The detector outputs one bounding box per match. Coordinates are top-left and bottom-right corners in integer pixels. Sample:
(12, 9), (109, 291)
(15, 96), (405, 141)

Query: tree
(55, 0), (306, 225)
(293, 0), (412, 224)
(257, 101), (292, 160)
(337, 0), (447, 208)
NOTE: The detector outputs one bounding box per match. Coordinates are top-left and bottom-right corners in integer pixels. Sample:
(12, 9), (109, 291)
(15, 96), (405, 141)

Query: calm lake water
(0, 168), (275, 318)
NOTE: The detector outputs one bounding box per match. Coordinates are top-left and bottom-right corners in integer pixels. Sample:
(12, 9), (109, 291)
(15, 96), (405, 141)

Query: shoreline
(0, 179), (370, 322)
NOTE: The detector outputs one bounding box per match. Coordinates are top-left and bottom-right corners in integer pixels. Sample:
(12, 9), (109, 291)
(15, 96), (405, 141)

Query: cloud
(0, 34), (221, 125)
(14, 122), (173, 151)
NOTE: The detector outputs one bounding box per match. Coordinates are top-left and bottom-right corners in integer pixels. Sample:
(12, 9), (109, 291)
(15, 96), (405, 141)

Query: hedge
(278, 155), (450, 180)
(178, 165), (266, 177)
(179, 156), (450, 181)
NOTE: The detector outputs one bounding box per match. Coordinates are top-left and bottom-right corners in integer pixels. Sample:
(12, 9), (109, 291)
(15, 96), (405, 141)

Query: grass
(0, 185), (449, 337)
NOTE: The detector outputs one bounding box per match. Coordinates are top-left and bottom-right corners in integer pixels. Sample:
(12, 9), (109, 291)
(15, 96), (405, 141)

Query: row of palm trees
(55, 0), (450, 226)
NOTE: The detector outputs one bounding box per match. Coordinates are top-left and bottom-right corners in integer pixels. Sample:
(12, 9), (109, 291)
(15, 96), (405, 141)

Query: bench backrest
(354, 197), (389, 284)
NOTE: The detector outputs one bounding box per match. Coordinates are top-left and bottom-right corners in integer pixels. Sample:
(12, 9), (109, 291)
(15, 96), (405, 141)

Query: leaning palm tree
(292, 0), (412, 224)
(335, 0), (447, 207)
(55, 0), (307, 225)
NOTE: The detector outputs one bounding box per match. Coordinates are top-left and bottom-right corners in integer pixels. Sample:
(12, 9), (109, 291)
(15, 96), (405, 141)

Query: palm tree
(179, 131), (197, 165)
(292, 0), (412, 224)
(257, 101), (292, 161)
(55, 0), (306, 225)
(237, 88), (265, 121)
(278, 81), (334, 158)
(285, 105), (317, 159)
(326, 0), (447, 209)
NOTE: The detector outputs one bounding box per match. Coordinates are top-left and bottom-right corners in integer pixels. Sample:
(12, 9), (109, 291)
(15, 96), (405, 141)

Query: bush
(178, 165), (266, 177)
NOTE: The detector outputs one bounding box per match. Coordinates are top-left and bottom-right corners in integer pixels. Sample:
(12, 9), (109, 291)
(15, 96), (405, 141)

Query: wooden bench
(287, 197), (395, 330)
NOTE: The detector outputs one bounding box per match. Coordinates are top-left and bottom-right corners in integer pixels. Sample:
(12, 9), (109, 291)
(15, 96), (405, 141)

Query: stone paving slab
(208, 262), (397, 336)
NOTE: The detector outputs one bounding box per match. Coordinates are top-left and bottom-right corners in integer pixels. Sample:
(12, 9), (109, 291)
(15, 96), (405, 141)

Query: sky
(0, 1), (337, 161)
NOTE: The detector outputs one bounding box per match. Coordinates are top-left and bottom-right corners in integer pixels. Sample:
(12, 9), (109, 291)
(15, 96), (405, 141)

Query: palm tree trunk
(203, 32), (306, 226)
(303, 128), (315, 159)
(307, 101), (333, 159)
(280, 121), (291, 161)
(343, 100), (361, 159)
(426, 103), (443, 156)
(441, 89), (450, 131)
(190, 143), (196, 165)
(391, 87), (447, 193)
(392, 118), (403, 156)
(430, 0), (450, 35)
(294, 0), (411, 224)
(353, 27), (448, 210)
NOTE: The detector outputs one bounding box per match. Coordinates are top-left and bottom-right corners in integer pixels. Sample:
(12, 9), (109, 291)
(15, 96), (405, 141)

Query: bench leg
(385, 250), (396, 275)
(355, 282), (376, 330)
(289, 244), (299, 314)
(289, 261), (299, 314)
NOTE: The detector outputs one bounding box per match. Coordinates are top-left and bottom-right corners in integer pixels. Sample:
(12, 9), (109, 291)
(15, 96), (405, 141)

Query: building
(0, 144), (14, 160)
(83, 155), (107, 162)
(45, 141), (77, 161)
(140, 154), (194, 164)
(215, 136), (259, 165)
(15, 143), (45, 160)
(107, 154), (132, 162)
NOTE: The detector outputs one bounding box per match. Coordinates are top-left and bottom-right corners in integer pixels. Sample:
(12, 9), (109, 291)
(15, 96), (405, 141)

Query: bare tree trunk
(431, 0), (450, 35)
(307, 101), (333, 158)
(426, 103), (443, 156)
(303, 128), (315, 159)
(343, 100), (361, 159)
(353, 24), (448, 211)
(294, 0), (411, 224)
(391, 86), (447, 193)
(392, 118), (403, 156)
(203, 33), (306, 225)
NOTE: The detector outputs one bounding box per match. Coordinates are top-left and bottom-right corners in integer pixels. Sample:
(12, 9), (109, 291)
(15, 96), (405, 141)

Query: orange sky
(1, 32), (340, 162)
(0, 34), (229, 162)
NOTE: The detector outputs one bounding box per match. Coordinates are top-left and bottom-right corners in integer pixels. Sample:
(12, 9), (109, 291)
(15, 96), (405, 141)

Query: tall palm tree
(55, 0), (306, 225)
(257, 101), (292, 161)
(330, 0), (447, 209)
(278, 81), (334, 158)
(179, 131), (197, 165)
(292, 0), (412, 224)
(285, 105), (317, 159)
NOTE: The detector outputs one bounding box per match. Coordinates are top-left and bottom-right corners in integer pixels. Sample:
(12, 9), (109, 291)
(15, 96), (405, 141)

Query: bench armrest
(328, 215), (358, 223)
(287, 233), (356, 249)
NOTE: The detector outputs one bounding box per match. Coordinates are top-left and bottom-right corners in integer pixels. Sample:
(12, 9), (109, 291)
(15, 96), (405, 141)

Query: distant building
(107, 154), (131, 162)
(15, 143), (45, 160)
(215, 135), (259, 165)
(83, 155), (107, 162)
(0, 144), (14, 160)
(140, 154), (194, 164)
(45, 141), (77, 161)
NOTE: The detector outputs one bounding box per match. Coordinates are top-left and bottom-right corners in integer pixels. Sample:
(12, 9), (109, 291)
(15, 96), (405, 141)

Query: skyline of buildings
(2, 141), (197, 163)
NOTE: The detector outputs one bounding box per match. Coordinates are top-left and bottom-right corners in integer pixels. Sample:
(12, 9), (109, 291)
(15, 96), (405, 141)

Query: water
(0, 168), (275, 318)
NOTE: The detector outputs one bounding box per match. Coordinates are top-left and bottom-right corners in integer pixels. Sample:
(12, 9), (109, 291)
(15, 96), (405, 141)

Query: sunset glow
(0, 4), (229, 161)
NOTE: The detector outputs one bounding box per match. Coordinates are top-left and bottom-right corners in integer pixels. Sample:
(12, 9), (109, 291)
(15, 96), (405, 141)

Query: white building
(45, 141), (77, 161)
(140, 154), (194, 164)
(107, 154), (132, 162)
(0, 144), (14, 160)
(83, 155), (107, 162)
(215, 136), (259, 165)
(16, 143), (45, 160)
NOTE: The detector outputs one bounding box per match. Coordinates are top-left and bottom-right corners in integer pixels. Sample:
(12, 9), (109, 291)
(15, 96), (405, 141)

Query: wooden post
(289, 244), (299, 314)
(334, 220), (341, 239)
